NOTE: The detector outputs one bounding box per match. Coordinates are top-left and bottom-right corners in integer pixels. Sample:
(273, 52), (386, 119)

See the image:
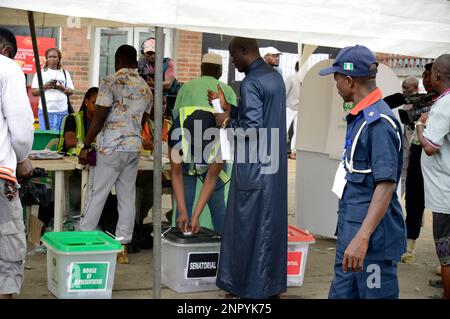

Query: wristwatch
(81, 143), (91, 150)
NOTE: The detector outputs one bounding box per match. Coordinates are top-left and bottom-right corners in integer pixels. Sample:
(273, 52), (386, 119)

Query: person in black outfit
(401, 63), (435, 264)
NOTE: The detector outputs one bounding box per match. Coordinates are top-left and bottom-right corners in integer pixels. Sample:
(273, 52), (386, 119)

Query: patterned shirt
(96, 68), (152, 154)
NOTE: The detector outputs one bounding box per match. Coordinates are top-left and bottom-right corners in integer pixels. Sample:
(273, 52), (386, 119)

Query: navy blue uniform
(329, 99), (407, 299)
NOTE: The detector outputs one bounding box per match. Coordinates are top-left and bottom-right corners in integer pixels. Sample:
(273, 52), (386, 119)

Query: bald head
(402, 76), (419, 97)
(228, 37), (261, 73)
(431, 54), (450, 94)
(434, 54), (450, 82)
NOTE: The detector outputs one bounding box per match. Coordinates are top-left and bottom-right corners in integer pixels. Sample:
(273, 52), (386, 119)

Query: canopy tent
(1, 0), (449, 57)
(1, 0), (449, 299)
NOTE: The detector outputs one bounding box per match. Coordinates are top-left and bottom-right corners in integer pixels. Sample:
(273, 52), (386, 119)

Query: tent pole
(27, 11), (50, 130)
(152, 26), (164, 299)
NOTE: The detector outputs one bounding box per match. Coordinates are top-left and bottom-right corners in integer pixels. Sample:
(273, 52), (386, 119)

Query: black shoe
(429, 278), (443, 289)
(127, 241), (141, 254)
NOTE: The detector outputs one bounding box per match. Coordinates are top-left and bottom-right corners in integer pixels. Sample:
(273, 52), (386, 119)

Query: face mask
(343, 102), (354, 112)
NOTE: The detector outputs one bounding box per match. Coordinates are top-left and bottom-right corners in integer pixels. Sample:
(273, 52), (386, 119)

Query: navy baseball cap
(319, 45), (378, 78)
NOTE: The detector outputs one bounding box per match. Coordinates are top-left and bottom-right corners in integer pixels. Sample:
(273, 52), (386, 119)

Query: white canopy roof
(1, 0), (449, 58)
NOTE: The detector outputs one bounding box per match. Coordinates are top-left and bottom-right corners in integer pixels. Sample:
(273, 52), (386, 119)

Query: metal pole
(28, 11), (50, 130)
(152, 26), (164, 299)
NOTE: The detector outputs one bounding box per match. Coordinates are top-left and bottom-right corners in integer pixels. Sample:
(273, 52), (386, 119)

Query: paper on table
(29, 149), (63, 159)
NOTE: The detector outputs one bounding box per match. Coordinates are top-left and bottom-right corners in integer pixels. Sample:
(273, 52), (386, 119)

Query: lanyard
(342, 114), (362, 162)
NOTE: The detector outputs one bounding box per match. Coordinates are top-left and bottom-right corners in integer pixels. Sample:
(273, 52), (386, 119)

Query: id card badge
(332, 161), (347, 199)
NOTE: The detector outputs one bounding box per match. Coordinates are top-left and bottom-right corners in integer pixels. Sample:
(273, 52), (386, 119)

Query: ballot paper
(331, 162), (347, 199)
(212, 99), (234, 161)
(29, 149), (63, 160)
(212, 98), (224, 113)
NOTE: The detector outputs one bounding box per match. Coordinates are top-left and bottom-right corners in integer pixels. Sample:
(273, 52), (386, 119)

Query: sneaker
(127, 241), (141, 254)
(117, 245), (129, 264)
(429, 279), (443, 289)
(401, 251), (416, 263)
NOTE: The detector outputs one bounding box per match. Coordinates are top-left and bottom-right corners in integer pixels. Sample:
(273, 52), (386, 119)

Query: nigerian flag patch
(343, 62), (354, 70)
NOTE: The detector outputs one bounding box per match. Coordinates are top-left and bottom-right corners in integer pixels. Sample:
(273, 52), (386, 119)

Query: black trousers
(405, 144), (425, 240)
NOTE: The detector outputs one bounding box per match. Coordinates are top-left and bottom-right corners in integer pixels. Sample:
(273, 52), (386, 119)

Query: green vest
(57, 111), (85, 155)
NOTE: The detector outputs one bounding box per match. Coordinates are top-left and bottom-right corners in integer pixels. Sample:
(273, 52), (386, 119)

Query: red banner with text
(14, 36), (57, 74)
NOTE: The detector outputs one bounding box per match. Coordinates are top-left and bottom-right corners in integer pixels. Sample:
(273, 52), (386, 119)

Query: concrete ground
(18, 160), (443, 299)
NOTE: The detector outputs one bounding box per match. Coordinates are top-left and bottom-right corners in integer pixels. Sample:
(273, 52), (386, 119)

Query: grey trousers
(80, 151), (140, 244)
(0, 179), (26, 295)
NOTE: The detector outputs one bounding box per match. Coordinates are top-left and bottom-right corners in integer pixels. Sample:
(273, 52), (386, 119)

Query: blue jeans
(175, 163), (227, 234)
(38, 109), (68, 131)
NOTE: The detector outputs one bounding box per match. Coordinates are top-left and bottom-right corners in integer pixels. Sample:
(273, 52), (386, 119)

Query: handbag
(19, 168), (52, 207)
(62, 69), (74, 114)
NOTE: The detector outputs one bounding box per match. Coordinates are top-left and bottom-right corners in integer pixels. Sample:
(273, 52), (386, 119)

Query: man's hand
(78, 148), (89, 165)
(16, 159), (33, 180)
(402, 103), (413, 111)
(177, 211), (189, 233)
(146, 77), (155, 88)
(214, 112), (230, 128)
(190, 215), (201, 234)
(43, 81), (55, 90)
(55, 83), (66, 93)
(208, 84), (231, 112)
(342, 234), (369, 273)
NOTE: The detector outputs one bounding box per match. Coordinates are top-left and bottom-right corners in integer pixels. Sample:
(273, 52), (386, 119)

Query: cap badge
(343, 62), (354, 70)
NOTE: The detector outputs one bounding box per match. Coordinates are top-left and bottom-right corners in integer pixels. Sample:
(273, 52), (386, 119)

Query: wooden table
(30, 159), (76, 232)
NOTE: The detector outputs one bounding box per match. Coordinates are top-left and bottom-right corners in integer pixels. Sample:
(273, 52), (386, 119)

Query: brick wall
(175, 30), (202, 83)
(61, 27), (90, 111)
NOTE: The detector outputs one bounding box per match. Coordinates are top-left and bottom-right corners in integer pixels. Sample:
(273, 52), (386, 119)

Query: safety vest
(178, 106), (229, 183)
(57, 111), (85, 155)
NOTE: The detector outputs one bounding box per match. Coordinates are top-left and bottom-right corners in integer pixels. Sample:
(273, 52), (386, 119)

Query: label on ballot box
(186, 252), (219, 279)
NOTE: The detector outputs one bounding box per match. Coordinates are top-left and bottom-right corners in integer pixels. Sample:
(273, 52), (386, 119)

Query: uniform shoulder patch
(363, 105), (381, 124)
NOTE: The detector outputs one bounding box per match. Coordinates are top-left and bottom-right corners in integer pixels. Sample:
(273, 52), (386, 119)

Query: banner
(14, 36), (56, 74)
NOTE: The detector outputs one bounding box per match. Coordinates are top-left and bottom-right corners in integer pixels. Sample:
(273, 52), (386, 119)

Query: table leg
(54, 171), (64, 232)
(80, 169), (89, 215)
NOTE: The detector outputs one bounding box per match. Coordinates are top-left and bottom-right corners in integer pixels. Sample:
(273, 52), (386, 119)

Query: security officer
(319, 45), (406, 299)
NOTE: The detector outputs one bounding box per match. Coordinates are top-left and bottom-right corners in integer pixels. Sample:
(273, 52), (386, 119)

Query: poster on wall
(14, 36), (57, 74)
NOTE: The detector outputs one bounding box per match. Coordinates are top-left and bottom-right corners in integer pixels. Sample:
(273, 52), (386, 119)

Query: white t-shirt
(422, 92), (450, 214)
(31, 68), (75, 113)
(285, 72), (301, 110)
